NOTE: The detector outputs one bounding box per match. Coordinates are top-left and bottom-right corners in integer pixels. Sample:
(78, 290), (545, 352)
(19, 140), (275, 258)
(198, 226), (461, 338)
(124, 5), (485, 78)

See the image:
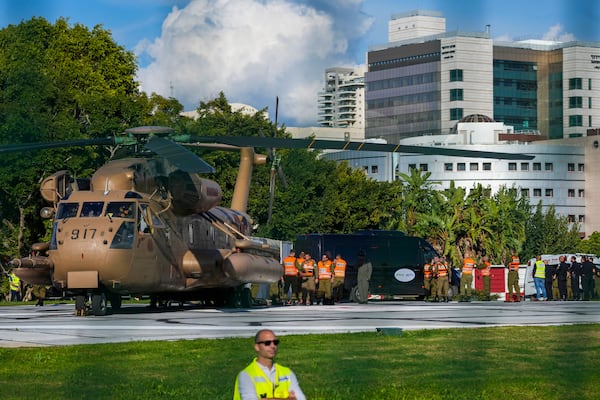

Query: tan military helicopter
(3, 126), (533, 315)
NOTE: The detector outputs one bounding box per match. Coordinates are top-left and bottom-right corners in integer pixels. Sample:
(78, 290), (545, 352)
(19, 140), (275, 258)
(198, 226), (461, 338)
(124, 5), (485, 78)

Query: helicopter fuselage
(13, 157), (282, 304)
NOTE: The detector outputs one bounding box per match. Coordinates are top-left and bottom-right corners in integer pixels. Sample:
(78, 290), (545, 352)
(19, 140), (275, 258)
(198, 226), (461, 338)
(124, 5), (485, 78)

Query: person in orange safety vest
(332, 254), (347, 303)
(316, 253), (334, 305)
(282, 250), (300, 305)
(460, 252), (476, 302)
(479, 255), (492, 301)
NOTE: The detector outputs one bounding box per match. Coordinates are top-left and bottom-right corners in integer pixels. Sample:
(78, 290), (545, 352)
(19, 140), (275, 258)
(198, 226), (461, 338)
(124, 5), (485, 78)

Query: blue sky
(1, 0), (598, 126)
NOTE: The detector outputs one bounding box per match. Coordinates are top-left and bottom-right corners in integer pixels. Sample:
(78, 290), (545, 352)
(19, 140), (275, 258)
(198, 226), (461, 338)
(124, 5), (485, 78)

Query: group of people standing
(276, 249), (372, 305)
(425, 250), (599, 302)
(422, 255), (453, 302)
(532, 254), (598, 301)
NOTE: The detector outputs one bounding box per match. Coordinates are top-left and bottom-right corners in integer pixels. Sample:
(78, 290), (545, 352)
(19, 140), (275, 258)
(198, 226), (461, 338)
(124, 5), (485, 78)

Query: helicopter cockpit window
(106, 202), (136, 219)
(138, 203), (151, 234)
(81, 202), (104, 217)
(110, 221), (135, 249)
(56, 203), (79, 219)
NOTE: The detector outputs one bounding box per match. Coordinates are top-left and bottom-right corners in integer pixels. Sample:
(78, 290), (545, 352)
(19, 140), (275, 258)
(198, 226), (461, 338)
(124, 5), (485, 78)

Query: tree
(0, 17), (156, 255)
(577, 231), (600, 255)
(522, 203), (581, 260)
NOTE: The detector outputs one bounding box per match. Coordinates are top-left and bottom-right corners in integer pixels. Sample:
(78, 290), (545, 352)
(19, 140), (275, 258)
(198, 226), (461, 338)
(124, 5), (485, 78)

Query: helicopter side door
(125, 202), (162, 289)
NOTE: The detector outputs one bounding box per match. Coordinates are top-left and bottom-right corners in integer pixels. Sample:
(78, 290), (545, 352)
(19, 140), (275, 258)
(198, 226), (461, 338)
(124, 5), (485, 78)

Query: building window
(419, 164), (428, 172)
(579, 189), (585, 197)
(521, 163), (529, 171)
(545, 189), (553, 197)
(578, 163), (585, 172)
(568, 189), (575, 197)
(569, 96), (582, 108)
(521, 188), (529, 197)
(533, 163), (541, 171)
(470, 163), (478, 171)
(363, 166), (368, 174)
(568, 163), (575, 172)
(589, 78), (592, 90)
(589, 97), (593, 108)
(371, 165), (378, 174)
(589, 116), (593, 127)
(569, 115), (583, 127)
(450, 88), (463, 101)
(568, 215), (576, 223)
(450, 69), (463, 82)
(483, 163), (491, 171)
(450, 108), (463, 120)
(508, 162), (517, 171)
(457, 163), (466, 171)
(569, 77), (582, 90)
(545, 163), (553, 171)
(444, 163), (453, 171)
(579, 215), (585, 223)
(408, 164), (416, 171)
(533, 188), (541, 197)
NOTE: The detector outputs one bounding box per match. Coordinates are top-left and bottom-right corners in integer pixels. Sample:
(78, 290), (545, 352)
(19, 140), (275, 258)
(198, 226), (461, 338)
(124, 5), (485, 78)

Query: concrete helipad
(0, 300), (598, 347)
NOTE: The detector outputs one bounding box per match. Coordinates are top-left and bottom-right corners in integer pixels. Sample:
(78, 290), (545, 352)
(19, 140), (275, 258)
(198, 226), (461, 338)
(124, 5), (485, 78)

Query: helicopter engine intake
(168, 171), (222, 215)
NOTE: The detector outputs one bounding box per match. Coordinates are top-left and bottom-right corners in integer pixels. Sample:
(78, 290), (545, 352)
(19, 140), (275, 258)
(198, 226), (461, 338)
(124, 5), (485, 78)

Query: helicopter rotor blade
(0, 138), (116, 153)
(144, 136), (215, 173)
(188, 136), (535, 160)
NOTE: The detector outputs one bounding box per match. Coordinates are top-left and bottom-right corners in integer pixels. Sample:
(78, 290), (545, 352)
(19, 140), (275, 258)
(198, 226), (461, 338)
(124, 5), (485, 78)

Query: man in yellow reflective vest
(533, 255), (547, 301)
(332, 254), (347, 303)
(9, 270), (21, 302)
(234, 329), (305, 400)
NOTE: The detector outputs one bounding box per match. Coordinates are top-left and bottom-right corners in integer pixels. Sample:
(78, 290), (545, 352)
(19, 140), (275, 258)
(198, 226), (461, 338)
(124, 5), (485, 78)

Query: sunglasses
(256, 339), (280, 346)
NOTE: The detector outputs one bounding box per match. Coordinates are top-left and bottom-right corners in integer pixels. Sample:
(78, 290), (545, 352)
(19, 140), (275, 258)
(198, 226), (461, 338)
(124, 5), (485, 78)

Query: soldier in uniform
(569, 255), (582, 300)
(316, 253), (334, 305)
(435, 257), (451, 302)
(355, 250), (372, 304)
(300, 253), (316, 305)
(332, 254), (347, 303)
(423, 257), (434, 301)
(506, 250), (521, 302)
(479, 255), (492, 301)
(460, 252), (475, 302)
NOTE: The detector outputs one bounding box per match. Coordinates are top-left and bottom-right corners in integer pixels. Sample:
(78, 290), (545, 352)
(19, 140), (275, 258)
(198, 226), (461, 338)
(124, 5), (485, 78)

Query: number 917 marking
(71, 229), (97, 240)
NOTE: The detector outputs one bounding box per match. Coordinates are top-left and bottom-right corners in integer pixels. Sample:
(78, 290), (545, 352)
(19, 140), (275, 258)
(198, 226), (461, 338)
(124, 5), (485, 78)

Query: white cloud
(542, 23), (575, 42)
(136, 0), (373, 126)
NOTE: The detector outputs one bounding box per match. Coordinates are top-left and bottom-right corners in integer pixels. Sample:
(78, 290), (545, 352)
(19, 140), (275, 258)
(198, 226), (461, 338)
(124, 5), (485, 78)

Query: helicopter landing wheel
(91, 293), (107, 316)
(108, 293), (122, 310)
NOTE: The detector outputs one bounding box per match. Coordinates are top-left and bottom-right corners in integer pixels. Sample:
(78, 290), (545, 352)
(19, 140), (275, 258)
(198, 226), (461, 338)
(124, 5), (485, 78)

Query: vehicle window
(138, 203), (151, 234)
(110, 221), (135, 249)
(106, 202), (136, 219)
(81, 202), (104, 217)
(149, 209), (164, 228)
(57, 203), (79, 219)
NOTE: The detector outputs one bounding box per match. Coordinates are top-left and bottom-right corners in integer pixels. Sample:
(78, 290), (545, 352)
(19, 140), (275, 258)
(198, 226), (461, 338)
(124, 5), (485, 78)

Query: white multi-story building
(366, 10), (600, 142)
(317, 66), (366, 129)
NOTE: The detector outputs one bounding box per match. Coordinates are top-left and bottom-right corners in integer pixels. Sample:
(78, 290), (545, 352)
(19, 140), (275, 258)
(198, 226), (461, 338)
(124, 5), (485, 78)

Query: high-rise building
(365, 10), (600, 143)
(317, 66), (366, 128)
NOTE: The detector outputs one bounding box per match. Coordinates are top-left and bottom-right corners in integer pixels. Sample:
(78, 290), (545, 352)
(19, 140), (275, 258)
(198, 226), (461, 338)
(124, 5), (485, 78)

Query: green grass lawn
(0, 324), (598, 399)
